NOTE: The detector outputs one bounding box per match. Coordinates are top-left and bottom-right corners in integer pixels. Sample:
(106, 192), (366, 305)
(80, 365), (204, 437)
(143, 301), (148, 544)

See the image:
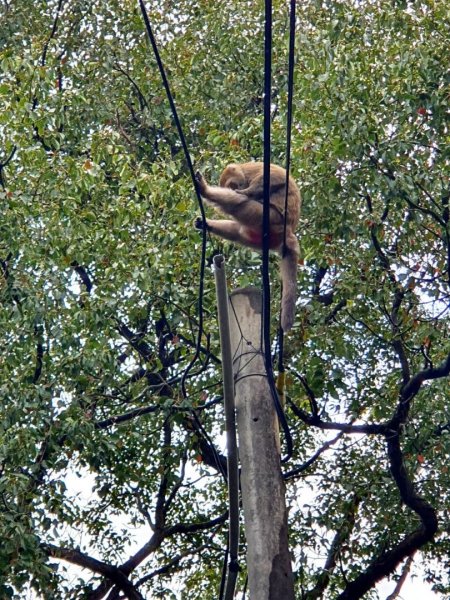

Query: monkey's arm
(196, 171), (245, 203)
(196, 172), (283, 227)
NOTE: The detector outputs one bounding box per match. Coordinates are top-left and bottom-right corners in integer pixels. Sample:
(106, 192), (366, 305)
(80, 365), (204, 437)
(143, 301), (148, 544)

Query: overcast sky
(377, 570), (441, 599)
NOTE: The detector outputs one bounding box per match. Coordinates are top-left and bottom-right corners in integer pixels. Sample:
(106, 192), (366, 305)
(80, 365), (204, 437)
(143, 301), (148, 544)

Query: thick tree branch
(94, 395), (221, 429)
(135, 542), (210, 585)
(290, 352), (450, 438)
(367, 203), (411, 388)
(312, 265), (335, 305)
(292, 371), (319, 416)
(116, 320), (153, 361)
(176, 332), (220, 365)
(290, 354), (450, 598)
(197, 428), (228, 477)
(95, 404), (160, 428)
(117, 422), (172, 575)
(287, 398), (384, 435)
(119, 530), (166, 575)
(337, 433), (437, 600)
(333, 353), (450, 599)
(71, 261), (93, 293)
(164, 447), (188, 512)
(324, 298), (347, 324)
(117, 512), (227, 577)
(87, 580), (114, 600)
(40, 0), (64, 67)
(113, 64), (149, 111)
(44, 544), (145, 600)
(369, 221), (396, 284)
(389, 351), (450, 429)
(385, 553), (415, 600)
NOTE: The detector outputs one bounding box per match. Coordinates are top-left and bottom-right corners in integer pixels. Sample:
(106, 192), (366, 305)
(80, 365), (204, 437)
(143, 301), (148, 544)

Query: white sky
(378, 576), (441, 599)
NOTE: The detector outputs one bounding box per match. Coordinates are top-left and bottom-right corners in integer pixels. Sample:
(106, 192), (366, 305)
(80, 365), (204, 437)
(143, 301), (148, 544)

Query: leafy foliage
(0, 0), (449, 598)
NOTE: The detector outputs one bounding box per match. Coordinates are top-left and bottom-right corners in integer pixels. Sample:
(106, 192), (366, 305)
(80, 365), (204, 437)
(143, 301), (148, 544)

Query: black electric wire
(282, 0), (297, 254)
(137, 8), (242, 600)
(138, 0), (208, 398)
(262, 0), (293, 463)
(218, 541), (228, 600)
(139, 0), (224, 476)
(278, 0), (297, 403)
(138, 6), (299, 598)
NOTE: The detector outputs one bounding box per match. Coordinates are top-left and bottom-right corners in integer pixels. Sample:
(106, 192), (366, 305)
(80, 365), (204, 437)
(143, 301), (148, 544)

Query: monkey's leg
(202, 219), (252, 244)
(205, 190), (283, 229)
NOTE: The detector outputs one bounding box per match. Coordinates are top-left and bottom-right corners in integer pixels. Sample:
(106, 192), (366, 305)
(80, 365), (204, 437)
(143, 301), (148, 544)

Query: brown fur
(196, 162), (301, 331)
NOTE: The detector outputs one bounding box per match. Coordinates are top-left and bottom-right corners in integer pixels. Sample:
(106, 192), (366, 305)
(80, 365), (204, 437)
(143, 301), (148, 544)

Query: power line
(137, 0), (208, 398)
(278, 0), (297, 416)
(137, 7), (233, 599)
(262, 0), (293, 463)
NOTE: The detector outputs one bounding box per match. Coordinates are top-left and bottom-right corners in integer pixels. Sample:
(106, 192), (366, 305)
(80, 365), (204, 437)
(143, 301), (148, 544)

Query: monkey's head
(219, 164), (247, 190)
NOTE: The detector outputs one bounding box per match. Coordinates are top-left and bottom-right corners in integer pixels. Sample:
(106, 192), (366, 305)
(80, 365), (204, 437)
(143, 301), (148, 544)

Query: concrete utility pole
(228, 287), (294, 600)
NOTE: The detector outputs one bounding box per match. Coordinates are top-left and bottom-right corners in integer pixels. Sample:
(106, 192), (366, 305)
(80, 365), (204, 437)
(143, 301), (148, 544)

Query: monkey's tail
(280, 241), (299, 332)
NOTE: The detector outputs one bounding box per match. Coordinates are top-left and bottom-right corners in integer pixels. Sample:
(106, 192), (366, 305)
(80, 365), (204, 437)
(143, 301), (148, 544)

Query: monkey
(195, 162), (301, 331)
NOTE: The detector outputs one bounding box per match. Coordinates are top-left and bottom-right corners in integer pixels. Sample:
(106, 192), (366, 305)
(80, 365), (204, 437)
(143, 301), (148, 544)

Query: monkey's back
(241, 162), (301, 229)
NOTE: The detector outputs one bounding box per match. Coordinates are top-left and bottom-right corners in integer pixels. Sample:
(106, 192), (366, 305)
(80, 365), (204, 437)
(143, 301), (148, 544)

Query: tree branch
(32, 324), (44, 384)
(389, 351), (450, 429)
(306, 495), (361, 599)
(44, 544), (145, 600)
(164, 511), (228, 537)
(390, 287), (410, 385)
(385, 552), (415, 600)
(71, 261), (93, 293)
(116, 320), (153, 361)
(0, 145), (16, 189)
(87, 579), (114, 600)
(284, 431), (345, 480)
(40, 0), (64, 67)
(287, 398), (384, 436)
(337, 432), (437, 599)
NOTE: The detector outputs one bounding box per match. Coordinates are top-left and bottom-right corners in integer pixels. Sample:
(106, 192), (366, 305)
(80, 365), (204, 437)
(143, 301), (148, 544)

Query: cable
(262, 0), (293, 464)
(218, 541), (228, 600)
(277, 0), (297, 417)
(138, 13), (230, 587)
(282, 0), (297, 255)
(214, 256), (240, 600)
(137, 0), (208, 398)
